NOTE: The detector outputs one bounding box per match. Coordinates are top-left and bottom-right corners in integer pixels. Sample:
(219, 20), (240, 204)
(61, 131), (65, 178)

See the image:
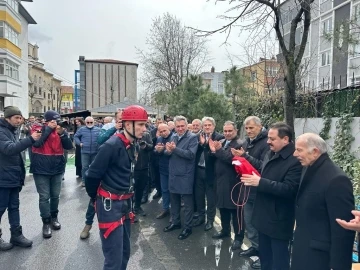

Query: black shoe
(163, 223), (181, 232)
(212, 230), (231, 239)
(251, 259), (261, 269)
(42, 218), (52, 239)
(153, 192), (162, 200)
(133, 215), (139, 223)
(192, 218), (205, 227)
(0, 229), (13, 251)
(156, 210), (170, 219)
(239, 247), (259, 257)
(51, 218), (61, 230)
(178, 228), (192, 240)
(204, 221), (213, 231)
(134, 207), (146, 217)
(141, 196), (148, 204)
(10, 226), (33, 247)
(231, 240), (242, 251)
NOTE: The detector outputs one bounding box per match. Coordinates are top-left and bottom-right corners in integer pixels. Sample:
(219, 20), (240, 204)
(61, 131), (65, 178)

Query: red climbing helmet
(121, 105), (148, 121)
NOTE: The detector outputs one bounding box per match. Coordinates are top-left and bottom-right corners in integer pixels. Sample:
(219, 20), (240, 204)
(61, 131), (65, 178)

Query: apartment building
(200, 67), (225, 95)
(0, 0), (36, 118)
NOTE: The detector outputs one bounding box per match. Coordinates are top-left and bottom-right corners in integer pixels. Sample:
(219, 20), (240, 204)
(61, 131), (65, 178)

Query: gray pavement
(0, 168), (254, 270)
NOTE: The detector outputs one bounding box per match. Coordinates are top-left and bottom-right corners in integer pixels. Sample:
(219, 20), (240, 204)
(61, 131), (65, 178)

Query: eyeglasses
(86, 122), (93, 124)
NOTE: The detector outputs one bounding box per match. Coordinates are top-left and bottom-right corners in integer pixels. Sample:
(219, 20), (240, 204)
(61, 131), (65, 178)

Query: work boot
(0, 229), (13, 251)
(42, 218), (52, 239)
(80, 225), (92, 240)
(10, 226), (32, 247)
(51, 214), (61, 230)
(134, 207), (146, 217)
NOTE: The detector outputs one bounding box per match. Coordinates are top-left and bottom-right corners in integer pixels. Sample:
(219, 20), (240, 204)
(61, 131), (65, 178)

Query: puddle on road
(202, 239), (252, 269)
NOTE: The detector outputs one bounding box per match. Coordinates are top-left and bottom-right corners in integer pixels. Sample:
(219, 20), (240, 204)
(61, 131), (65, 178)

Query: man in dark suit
(210, 121), (245, 251)
(291, 133), (355, 270)
(241, 122), (302, 270)
(193, 117), (224, 231)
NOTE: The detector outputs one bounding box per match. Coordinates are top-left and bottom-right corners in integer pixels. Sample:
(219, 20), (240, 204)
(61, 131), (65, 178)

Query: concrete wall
(294, 117), (360, 156)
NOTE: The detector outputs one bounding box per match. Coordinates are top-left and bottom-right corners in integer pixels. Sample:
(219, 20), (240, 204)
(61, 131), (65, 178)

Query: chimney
(211, 66), (215, 73)
(33, 44), (39, 61)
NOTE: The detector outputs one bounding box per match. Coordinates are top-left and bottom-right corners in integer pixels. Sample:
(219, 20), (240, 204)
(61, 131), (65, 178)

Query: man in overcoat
(241, 122), (302, 270)
(163, 116), (198, 240)
(291, 133), (355, 270)
(209, 121), (244, 251)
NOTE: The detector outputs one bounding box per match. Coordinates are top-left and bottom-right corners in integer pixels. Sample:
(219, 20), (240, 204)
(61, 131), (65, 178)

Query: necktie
(224, 140), (230, 149)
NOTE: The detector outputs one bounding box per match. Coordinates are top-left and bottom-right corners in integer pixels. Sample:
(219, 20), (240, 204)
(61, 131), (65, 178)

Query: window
(354, 4), (360, 25)
(39, 87), (42, 95)
(321, 51), (331, 66)
(34, 86), (37, 94)
(48, 106), (50, 111)
(251, 71), (257, 81)
(0, 96), (4, 111)
(5, 0), (19, 12)
(351, 77), (360, 86)
(44, 106), (46, 112)
(321, 18), (332, 35)
(0, 59), (19, 80)
(43, 92), (45, 98)
(217, 82), (224, 94)
(0, 22), (19, 46)
(53, 94), (55, 100)
(34, 75), (37, 84)
(266, 66), (279, 77)
(48, 93), (50, 99)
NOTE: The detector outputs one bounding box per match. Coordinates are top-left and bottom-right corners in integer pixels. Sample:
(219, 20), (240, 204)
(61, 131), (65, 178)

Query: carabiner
(103, 191), (112, 212)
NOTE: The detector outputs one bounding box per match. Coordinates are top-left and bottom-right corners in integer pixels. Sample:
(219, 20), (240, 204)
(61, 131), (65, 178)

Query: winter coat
(134, 132), (153, 171)
(252, 143), (302, 240)
(241, 129), (269, 201)
(291, 153), (355, 270)
(167, 131), (198, 194)
(213, 137), (243, 209)
(155, 131), (174, 176)
(0, 118), (34, 187)
(195, 132), (225, 186)
(30, 125), (73, 175)
(74, 126), (101, 154)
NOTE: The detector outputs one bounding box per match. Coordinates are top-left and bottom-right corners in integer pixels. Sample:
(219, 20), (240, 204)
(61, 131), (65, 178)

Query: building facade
(28, 43), (62, 115)
(60, 86), (73, 114)
(200, 67), (225, 95)
(78, 56), (138, 110)
(0, 0), (36, 118)
(239, 58), (281, 95)
(278, 0), (360, 90)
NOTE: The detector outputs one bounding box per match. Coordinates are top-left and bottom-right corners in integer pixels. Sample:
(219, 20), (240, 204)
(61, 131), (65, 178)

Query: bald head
(104, 116), (113, 124)
(294, 133), (327, 166)
(192, 119), (202, 133)
(158, 123), (170, 138)
(167, 121), (175, 131)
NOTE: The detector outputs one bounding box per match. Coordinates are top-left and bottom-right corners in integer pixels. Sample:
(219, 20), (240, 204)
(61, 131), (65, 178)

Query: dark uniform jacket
(252, 143), (302, 240)
(195, 131), (225, 186)
(0, 118), (34, 188)
(134, 132), (153, 171)
(291, 153), (355, 270)
(86, 134), (135, 198)
(241, 129), (269, 201)
(213, 136), (242, 209)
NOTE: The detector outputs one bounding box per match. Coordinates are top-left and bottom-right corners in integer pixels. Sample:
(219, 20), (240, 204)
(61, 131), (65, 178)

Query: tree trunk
(284, 70), (296, 138)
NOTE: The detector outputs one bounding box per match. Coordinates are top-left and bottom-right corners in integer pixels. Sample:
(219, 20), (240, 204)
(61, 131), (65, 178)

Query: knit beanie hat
(4, 106), (22, 118)
(44, 110), (60, 122)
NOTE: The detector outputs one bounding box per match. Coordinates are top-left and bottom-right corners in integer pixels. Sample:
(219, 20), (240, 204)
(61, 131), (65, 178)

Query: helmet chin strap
(124, 121), (137, 141)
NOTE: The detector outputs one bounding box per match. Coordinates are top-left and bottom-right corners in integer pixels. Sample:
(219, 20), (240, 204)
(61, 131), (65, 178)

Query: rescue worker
(85, 105), (148, 270)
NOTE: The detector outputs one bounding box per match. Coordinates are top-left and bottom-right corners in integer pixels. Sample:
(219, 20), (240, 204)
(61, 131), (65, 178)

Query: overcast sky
(23, 0), (258, 91)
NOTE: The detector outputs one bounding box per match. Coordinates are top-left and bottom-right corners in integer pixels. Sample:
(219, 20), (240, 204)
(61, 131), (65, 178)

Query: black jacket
(0, 118), (34, 188)
(291, 154), (355, 270)
(30, 125), (73, 175)
(213, 137), (243, 209)
(86, 135), (135, 198)
(134, 132), (153, 171)
(252, 143), (302, 240)
(195, 132), (225, 186)
(241, 129), (269, 201)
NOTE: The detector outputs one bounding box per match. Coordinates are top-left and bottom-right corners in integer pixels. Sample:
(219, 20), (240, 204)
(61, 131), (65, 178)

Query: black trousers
(134, 169), (149, 209)
(219, 208), (245, 241)
(150, 159), (161, 193)
(195, 167), (216, 222)
(258, 232), (290, 270)
(0, 187), (20, 229)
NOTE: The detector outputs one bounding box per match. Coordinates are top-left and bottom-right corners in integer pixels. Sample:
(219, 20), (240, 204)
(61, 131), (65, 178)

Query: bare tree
(193, 0), (314, 131)
(137, 13), (210, 96)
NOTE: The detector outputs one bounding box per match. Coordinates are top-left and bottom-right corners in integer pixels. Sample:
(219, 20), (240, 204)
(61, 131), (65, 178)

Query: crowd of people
(0, 104), (358, 270)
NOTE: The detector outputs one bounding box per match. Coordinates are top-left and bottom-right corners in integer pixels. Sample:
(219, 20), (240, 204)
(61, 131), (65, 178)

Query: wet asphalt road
(0, 167), (254, 270)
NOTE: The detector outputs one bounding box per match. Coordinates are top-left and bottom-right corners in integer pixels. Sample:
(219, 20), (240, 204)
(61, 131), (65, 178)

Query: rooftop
(19, 2), (36, 24)
(61, 86), (74, 94)
(84, 59), (138, 66)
